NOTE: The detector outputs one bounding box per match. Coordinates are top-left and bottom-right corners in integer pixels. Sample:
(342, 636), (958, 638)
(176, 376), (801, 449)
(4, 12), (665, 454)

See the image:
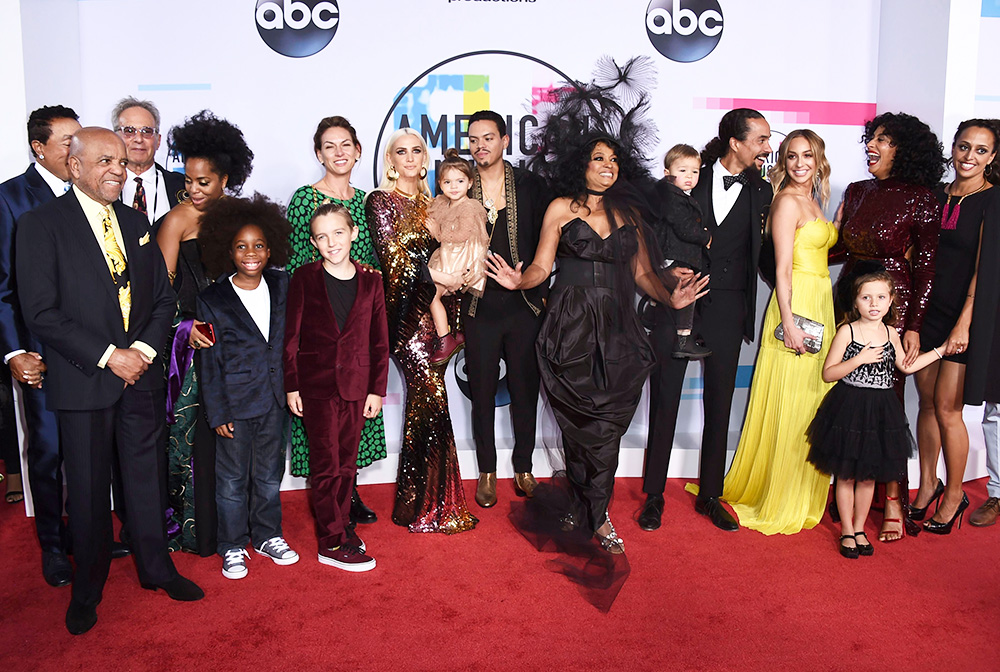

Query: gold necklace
(481, 176), (504, 226)
(393, 185), (417, 200)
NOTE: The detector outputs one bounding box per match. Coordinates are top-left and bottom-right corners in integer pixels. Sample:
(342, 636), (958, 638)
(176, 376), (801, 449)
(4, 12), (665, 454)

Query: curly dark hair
(952, 118), (1000, 186)
(863, 112), (945, 189)
(701, 108), (765, 167)
(27, 105), (79, 157)
(198, 193), (290, 279)
(168, 110), (254, 194)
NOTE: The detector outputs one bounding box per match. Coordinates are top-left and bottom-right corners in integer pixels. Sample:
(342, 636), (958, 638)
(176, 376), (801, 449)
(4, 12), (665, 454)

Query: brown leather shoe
(514, 472), (538, 498)
(475, 472), (497, 508)
(970, 497), (1000, 527)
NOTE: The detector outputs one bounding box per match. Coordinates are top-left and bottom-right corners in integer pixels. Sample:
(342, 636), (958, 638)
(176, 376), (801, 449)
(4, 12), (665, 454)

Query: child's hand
(854, 341), (884, 365)
(363, 394), (382, 418)
(287, 391), (303, 417)
(215, 422), (234, 439)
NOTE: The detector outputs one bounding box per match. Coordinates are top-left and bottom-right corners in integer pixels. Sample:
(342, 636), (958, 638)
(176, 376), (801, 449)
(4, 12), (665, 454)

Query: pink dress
(426, 196), (490, 297)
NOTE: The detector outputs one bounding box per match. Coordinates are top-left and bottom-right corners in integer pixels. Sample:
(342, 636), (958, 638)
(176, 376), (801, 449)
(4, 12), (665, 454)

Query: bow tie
(723, 173), (749, 190)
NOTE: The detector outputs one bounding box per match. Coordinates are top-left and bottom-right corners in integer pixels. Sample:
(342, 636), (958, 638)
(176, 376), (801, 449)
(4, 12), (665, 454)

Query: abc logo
(255, 0), (340, 58)
(645, 0), (723, 63)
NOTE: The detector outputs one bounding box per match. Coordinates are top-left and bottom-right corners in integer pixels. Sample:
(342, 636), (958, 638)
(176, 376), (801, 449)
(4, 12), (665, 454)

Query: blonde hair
(377, 128), (431, 196)
(663, 143), (699, 171)
(768, 129), (831, 208)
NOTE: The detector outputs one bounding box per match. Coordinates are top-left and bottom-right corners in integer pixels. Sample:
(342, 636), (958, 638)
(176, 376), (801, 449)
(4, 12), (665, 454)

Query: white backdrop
(4, 0), (996, 490)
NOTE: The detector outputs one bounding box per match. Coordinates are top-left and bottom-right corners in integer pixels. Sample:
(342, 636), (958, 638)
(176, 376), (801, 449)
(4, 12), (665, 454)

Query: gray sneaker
(255, 536), (299, 565)
(222, 548), (249, 580)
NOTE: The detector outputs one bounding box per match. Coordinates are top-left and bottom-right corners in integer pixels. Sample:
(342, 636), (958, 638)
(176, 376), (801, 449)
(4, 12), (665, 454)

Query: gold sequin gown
(366, 189), (477, 534)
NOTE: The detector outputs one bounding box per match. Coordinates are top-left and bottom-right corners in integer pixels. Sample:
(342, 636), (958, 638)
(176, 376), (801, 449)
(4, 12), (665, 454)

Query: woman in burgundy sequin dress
(834, 112), (945, 542)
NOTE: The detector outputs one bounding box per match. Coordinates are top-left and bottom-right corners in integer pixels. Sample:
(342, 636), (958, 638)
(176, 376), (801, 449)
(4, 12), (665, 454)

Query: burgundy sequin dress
(366, 189), (477, 534)
(835, 178), (941, 395)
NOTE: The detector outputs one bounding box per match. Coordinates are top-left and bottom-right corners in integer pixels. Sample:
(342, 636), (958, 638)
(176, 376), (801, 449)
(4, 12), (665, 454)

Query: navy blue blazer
(197, 267), (287, 428)
(0, 164), (59, 357)
(16, 190), (175, 411)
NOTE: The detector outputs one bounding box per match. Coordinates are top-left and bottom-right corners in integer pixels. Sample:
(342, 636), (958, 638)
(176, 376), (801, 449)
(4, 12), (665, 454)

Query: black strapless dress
(537, 218), (655, 532)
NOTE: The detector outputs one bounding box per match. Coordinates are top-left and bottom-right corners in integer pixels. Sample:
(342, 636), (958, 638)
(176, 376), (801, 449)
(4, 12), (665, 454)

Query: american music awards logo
(374, 50), (571, 405)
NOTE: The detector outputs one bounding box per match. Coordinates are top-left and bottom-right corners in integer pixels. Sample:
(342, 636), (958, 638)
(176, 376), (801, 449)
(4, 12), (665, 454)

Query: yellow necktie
(101, 207), (131, 331)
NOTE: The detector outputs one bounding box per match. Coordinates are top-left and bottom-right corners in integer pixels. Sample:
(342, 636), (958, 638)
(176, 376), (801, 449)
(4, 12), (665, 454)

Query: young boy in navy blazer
(196, 194), (299, 580)
(285, 202), (389, 572)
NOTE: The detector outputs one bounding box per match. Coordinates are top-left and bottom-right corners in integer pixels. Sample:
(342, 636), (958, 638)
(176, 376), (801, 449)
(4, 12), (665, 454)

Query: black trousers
(643, 290), (747, 500)
(59, 386), (177, 608)
(20, 384), (67, 553)
(463, 291), (542, 474)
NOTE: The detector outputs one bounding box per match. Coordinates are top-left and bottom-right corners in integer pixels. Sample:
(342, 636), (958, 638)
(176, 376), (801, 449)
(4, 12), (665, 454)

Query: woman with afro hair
(832, 111), (945, 542)
(155, 110), (254, 555)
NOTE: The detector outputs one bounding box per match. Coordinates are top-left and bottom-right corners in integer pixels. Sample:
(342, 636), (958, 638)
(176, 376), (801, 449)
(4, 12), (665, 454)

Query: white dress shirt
(121, 164), (171, 225)
(711, 159), (744, 225)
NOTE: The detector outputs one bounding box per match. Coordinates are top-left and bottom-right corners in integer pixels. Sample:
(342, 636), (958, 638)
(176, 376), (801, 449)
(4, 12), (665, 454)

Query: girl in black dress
(912, 119), (1000, 534)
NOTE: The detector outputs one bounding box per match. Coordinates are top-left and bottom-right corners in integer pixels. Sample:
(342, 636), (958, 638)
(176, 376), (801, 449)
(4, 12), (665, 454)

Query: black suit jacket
(0, 164), (58, 357)
(197, 268), (287, 429)
(16, 190), (175, 411)
(691, 162), (772, 341)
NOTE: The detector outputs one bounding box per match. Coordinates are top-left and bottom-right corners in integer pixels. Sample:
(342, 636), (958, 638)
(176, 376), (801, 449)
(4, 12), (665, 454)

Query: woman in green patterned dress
(286, 116), (386, 523)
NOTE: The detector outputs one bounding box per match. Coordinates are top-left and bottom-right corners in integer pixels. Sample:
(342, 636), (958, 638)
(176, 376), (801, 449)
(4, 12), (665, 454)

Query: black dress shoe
(42, 551), (72, 587)
(111, 541), (131, 559)
(694, 496), (739, 531)
(350, 487), (377, 525)
(637, 494), (664, 531)
(141, 574), (204, 601)
(66, 600), (97, 635)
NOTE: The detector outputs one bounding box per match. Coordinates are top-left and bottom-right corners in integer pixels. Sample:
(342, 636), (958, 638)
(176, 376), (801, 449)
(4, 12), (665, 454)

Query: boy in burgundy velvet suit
(285, 203), (389, 572)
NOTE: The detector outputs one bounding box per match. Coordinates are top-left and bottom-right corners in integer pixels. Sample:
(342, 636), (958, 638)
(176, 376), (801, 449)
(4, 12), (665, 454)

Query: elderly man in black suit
(640, 109), (773, 532)
(111, 97), (185, 227)
(16, 127), (203, 635)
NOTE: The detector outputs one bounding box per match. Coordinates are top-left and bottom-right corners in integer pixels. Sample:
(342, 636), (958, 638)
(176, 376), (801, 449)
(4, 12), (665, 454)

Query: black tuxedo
(0, 164), (64, 552)
(16, 189), (177, 607)
(643, 163), (772, 500)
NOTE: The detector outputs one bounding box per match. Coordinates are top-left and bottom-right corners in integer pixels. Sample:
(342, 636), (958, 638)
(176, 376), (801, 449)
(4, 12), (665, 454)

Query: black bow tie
(723, 173), (749, 190)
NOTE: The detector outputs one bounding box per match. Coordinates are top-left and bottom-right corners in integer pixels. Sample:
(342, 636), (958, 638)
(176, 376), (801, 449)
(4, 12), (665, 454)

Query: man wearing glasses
(111, 97), (185, 227)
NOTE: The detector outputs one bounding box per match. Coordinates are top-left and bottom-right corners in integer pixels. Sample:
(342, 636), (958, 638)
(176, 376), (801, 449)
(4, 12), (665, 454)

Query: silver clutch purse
(774, 314), (824, 354)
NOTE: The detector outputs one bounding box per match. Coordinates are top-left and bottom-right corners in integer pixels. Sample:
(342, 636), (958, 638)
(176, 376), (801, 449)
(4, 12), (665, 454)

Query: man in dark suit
(0, 105), (80, 587)
(16, 127), (203, 635)
(111, 97), (185, 227)
(465, 110), (551, 507)
(640, 109), (773, 532)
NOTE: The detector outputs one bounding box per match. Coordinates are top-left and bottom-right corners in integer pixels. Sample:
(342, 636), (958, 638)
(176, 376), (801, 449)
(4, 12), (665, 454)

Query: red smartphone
(195, 322), (216, 345)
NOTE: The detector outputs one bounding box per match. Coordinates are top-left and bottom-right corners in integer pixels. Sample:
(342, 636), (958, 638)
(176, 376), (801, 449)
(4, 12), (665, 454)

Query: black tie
(723, 173), (748, 191)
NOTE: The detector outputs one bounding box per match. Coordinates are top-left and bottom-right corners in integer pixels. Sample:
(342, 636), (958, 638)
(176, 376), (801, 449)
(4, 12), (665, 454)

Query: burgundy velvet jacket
(283, 260), (389, 402)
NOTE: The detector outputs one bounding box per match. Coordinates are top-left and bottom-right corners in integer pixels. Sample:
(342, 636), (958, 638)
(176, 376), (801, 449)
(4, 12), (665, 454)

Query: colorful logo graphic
(646, 0), (724, 63)
(255, 0), (339, 58)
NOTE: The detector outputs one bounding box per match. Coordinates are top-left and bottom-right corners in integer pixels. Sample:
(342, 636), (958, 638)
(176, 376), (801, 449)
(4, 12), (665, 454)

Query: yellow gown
(722, 218), (837, 535)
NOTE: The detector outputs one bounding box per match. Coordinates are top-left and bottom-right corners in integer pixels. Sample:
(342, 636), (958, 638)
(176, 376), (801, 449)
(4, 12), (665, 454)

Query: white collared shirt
(121, 164), (171, 225)
(33, 161), (70, 196)
(711, 159), (743, 226)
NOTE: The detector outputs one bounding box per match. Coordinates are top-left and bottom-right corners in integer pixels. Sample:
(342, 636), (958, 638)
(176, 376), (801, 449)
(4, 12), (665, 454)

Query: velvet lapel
(217, 278), (266, 343)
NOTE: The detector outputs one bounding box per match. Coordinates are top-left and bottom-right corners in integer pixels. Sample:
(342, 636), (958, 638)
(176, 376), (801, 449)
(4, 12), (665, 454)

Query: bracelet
(933, 347), (943, 359)
(968, 294), (975, 298)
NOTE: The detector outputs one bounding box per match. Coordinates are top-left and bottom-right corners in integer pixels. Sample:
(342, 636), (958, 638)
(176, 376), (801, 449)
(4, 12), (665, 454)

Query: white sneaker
(255, 536), (300, 565)
(222, 548), (250, 580)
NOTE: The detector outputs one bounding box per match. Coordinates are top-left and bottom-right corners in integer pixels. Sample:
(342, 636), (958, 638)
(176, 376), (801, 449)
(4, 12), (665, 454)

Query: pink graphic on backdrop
(695, 98), (877, 126)
(531, 86), (571, 114)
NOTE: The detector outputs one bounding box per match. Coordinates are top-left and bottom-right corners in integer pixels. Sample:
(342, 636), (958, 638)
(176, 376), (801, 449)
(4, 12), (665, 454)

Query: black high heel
(922, 492), (970, 535)
(907, 478), (945, 522)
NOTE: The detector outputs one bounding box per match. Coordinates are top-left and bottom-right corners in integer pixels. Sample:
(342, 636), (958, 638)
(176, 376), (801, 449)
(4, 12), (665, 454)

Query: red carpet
(1, 477), (998, 671)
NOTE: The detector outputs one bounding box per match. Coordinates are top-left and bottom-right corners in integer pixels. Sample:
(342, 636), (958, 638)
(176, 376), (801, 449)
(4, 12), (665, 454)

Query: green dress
(286, 185), (388, 476)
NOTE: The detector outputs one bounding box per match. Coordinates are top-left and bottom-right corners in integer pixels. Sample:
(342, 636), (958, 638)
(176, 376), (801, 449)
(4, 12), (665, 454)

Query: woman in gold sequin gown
(365, 128), (476, 533)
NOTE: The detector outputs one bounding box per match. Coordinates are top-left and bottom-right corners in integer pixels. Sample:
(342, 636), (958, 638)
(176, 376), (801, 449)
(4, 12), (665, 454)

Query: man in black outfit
(17, 128), (203, 635)
(639, 109), (773, 532)
(464, 110), (550, 507)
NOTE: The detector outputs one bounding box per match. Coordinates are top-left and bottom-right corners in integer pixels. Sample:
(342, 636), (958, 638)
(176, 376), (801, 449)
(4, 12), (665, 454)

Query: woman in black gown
(487, 134), (706, 553)
(912, 119), (1000, 533)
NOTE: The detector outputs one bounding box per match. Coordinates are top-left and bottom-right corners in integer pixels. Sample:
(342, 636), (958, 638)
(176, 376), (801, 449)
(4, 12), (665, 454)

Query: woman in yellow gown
(722, 130), (839, 535)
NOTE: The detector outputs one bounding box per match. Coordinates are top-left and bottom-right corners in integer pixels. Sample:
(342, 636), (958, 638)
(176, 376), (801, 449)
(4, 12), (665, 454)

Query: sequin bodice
(838, 178), (940, 332)
(842, 335), (896, 389)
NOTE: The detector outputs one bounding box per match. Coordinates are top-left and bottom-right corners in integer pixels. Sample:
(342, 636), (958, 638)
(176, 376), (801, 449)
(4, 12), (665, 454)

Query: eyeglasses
(117, 126), (158, 138)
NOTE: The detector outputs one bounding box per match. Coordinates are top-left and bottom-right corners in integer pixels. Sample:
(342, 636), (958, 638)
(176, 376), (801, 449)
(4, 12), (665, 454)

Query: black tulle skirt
(807, 382), (914, 482)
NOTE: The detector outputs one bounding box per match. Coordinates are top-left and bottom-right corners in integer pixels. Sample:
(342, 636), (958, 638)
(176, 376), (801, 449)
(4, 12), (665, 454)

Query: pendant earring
(419, 166), (428, 179)
(987, 163), (994, 177)
(387, 165), (399, 181)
